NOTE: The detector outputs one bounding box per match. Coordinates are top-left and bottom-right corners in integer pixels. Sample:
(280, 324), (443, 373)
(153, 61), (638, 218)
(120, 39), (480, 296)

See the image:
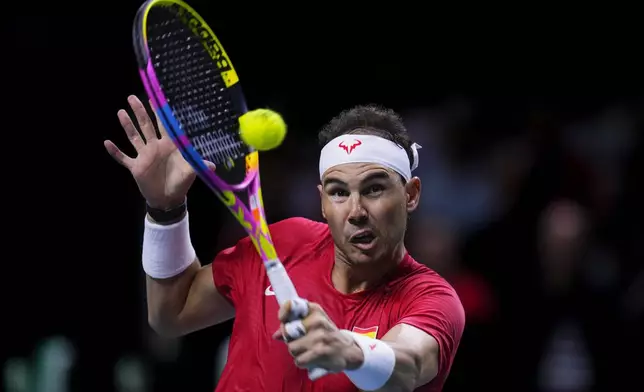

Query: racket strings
(147, 8), (246, 166)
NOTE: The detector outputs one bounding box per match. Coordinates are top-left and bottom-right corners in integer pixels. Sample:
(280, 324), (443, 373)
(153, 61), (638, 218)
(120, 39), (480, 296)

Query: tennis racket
(132, 0), (328, 380)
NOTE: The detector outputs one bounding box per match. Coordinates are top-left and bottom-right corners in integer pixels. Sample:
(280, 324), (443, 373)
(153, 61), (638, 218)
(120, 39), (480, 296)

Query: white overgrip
(264, 259), (330, 380)
(264, 259), (299, 307)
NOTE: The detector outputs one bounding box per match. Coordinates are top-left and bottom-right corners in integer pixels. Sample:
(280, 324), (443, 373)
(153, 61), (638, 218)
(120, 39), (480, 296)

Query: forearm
(142, 212), (236, 336)
(146, 260), (200, 337)
(343, 325), (438, 392)
(142, 211), (199, 336)
(345, 340), (423, 392)
(370, 342), (426, 392)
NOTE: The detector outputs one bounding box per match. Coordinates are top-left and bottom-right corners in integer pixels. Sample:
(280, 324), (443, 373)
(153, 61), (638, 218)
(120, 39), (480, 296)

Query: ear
(317, 184), (327, 219)
(405, 177), (421, 213)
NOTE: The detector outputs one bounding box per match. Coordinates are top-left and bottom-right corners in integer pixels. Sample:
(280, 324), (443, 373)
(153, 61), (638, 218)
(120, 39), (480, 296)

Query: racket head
(134, 0), (250, 181)
(133, 0), (277, 262)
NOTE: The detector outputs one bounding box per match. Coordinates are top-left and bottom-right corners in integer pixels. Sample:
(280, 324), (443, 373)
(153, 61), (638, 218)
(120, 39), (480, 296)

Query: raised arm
(144, 213), (235, 337)
(104, 95), (234, 338)
(146, 262), (235, 337)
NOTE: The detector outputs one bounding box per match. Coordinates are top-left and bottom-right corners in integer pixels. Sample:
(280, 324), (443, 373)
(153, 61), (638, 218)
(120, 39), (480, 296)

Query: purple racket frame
(132, 0), (330, 381)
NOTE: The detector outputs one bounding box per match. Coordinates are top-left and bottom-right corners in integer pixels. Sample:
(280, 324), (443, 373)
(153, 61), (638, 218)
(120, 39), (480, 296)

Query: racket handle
(265, 259), (331, 380)
(265, 259), (300, 306)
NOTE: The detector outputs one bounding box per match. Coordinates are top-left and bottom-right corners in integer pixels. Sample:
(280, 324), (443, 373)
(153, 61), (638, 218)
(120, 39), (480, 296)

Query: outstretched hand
(104, 95), (215, 209)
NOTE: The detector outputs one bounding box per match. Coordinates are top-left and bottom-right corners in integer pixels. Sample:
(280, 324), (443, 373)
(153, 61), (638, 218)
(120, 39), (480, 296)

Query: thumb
(204, 160), (217, 171)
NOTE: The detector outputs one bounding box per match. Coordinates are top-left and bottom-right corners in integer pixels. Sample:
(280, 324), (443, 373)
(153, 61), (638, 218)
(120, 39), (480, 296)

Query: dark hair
(318, 104), (415, 169)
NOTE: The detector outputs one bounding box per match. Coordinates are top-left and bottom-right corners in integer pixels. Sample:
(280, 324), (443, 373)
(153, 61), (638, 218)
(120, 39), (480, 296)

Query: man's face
(318, 163), (421, 264)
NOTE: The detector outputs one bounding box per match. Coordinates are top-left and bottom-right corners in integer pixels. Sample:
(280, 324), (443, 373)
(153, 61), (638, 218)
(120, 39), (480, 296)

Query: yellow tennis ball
(238, 109), (287, 151)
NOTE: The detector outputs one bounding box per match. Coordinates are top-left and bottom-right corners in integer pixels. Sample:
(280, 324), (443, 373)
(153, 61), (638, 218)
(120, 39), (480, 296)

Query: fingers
(290, 298), (310, 319)
(128, 95), (157, 142)
(301, 310), (333, 333)
(204, 160), (217, 172)
(284, 320), (307, 341)
(294, 348), (323, 369)
(271, 328), (284, 341)
(117, 109), (146, 152)
(273, 301), (336, 378)
(292, 341), (332, 369)
(278, 301), (292, 322)
(271, 320), (306, 342)
(278, 298), (309, 323)
(286, 329), (325, 357)
(275, 301), (335, 343)
(298, 303), (332, 332)
(104, 140), (134, 169)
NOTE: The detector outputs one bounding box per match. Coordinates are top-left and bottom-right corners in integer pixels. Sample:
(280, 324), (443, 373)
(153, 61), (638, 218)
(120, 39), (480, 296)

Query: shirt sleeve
(397, 281), (466, 379)
(211, 236), (257, 307)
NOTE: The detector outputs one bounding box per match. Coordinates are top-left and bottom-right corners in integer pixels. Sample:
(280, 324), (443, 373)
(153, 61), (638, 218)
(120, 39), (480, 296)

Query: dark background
(4, 2), (643, 391)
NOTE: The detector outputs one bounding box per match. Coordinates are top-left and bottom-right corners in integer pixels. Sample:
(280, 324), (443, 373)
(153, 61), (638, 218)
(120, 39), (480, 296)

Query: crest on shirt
(352, 325), (379, 339)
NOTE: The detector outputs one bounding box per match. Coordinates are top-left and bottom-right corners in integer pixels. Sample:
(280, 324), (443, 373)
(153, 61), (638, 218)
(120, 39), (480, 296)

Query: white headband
(319, 134), (422, 181)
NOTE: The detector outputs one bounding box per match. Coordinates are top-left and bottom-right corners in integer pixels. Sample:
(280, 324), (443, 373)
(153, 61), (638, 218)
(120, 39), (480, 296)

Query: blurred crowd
(5, 96), (642, 392)
(397, 97), (644, 392)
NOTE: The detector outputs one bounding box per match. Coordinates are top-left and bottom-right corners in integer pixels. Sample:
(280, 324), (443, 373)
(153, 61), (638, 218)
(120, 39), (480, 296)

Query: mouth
(349, 230), (377, 250)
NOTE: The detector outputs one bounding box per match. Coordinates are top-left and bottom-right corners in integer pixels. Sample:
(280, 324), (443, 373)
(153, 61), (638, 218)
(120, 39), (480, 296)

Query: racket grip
(265, 259), (330, 381)
(265, 259), (301, 306)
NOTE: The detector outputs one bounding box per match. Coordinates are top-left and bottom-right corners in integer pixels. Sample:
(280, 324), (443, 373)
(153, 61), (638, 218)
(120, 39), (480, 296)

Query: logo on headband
(338, 139), (362, 155)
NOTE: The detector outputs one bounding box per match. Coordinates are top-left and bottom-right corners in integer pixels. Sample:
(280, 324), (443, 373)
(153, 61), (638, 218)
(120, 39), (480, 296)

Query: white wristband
(142, 212), (196, 279)
(341, 330), (396, 391)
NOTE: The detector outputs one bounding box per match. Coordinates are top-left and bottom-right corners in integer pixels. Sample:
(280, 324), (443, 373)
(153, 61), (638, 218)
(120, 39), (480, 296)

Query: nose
(347, 194), (368, 226)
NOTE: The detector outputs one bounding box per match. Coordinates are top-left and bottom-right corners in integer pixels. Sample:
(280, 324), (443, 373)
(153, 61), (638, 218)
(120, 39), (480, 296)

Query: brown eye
(328, 188), (349, 199)
(365, 184), (385, 196)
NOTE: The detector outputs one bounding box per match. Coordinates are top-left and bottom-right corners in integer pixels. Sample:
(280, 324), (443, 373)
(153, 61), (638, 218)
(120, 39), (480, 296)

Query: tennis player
(105, 96), (465, 392)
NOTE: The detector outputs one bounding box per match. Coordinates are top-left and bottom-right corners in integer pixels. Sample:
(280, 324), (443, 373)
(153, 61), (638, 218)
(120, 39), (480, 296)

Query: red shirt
(212, 217), (465, 392)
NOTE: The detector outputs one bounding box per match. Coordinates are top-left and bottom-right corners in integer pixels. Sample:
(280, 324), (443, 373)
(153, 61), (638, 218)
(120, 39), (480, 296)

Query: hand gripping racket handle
(265, 260), (331, 380)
